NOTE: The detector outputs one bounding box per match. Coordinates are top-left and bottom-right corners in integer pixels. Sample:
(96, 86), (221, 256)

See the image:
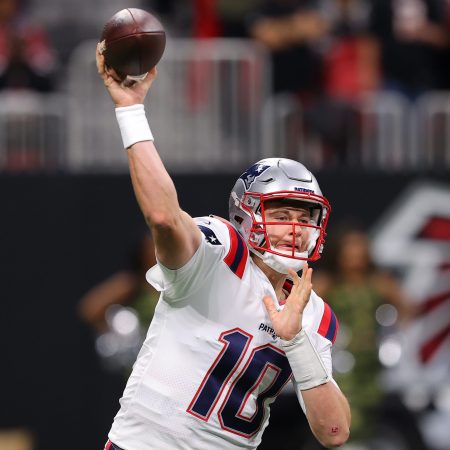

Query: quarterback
(97, 44), (350, 450)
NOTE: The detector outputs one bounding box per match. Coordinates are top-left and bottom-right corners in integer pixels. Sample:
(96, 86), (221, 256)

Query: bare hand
(96, 42), (157, 107)
(263, 264), (313, 341)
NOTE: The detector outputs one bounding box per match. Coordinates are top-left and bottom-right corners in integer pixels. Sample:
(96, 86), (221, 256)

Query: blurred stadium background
(1, 0), (450, 449)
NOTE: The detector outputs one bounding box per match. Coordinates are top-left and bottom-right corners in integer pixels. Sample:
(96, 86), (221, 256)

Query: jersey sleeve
(301, 290), (339, 372)
(293, 291), (340, 413)
(145, 216), (243, 302)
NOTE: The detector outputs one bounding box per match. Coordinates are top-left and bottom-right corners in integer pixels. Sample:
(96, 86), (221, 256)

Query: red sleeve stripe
(318, 303), (338, 343)
(220, 219), (249, 279)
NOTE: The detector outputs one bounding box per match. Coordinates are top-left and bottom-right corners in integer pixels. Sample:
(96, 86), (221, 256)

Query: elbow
(146, 211), (177, 231)
(316, 427), (350, 448)
(147, 211), (187, 244)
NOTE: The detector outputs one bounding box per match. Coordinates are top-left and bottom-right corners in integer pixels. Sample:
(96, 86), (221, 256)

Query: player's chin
(276, 246), (302, 256)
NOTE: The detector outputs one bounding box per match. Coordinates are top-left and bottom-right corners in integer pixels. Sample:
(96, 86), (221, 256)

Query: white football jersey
(108, 216), (338, 450)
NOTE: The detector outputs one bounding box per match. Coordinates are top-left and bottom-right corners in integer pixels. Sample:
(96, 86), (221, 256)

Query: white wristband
(115, 104), (154, 149)
(281, 329), (330, 390)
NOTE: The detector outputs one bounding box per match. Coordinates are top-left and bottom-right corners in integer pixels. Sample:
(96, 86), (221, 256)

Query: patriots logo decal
(198, 225), (221, 245)
(239, 163), (270, 190)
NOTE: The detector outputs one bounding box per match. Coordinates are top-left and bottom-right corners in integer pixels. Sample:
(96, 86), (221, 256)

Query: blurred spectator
(189, 0), (263, 38)
(191, 0), (222, 38)
(144, 0), (192, 37)
(78, 233), (159, 372)
(216, 0), (263, 37)
(248, 0), (328, 96)
(321, 0), (380, 101)
(247, 1), (336, 163)
(248, 1), (377, 164)
(0, 429), (34, 450)
(313, 224), (420, 448)
(304, 0), (379, 164)
(369, 0), (450, 99)
(0, 0), (57, 91)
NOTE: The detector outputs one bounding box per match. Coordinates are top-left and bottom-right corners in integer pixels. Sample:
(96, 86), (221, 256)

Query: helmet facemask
(229, 158), (331, 274)
(239, 191), (330, 274)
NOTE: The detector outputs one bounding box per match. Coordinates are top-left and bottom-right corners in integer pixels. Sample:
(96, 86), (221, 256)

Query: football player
(96, 44), (350, 450)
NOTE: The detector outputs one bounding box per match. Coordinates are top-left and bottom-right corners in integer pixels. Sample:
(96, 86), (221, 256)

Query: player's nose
(289, 223), (303, 238)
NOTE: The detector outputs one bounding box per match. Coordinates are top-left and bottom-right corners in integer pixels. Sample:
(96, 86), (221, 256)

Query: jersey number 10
(187, 328), (292, 438)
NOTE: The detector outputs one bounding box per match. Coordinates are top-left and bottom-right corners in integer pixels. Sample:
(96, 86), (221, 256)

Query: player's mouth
(277, 243), (301, 253)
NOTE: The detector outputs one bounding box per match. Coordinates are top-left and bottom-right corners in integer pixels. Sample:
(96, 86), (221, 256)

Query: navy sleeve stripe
(220, 219), (248, 279)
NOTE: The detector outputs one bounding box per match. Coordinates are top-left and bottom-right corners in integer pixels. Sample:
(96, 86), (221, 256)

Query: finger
(300, 262), (309, 281)
(305, 266), (313, 283)
(288, 267), (300, 283)
(288, 267), (313, 312)
(291, 262), (308, 289)
(122, 77), (137, 88)
(139, 66), (157, 91)
(106, 66), (123, 83)
(295, 263), (309, 294)
(304, 267), (313, 291)
(263, 295), (278, 320)
(299, 268), (313, 301)
(96, 42), (106, 76)
(96, 42), (122, 91)
(148, 66), (158, 80)
(286, 268), (301, 299)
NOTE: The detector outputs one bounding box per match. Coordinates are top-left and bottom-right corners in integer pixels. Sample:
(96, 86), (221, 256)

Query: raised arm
(96, 44), (201, 269)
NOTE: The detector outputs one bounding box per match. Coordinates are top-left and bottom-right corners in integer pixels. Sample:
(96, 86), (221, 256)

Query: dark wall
(0, 171), (446, 450)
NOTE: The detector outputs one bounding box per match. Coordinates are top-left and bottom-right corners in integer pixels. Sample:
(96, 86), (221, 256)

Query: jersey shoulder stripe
(317, 302), (339, 343)
(217, 218), (249, 279)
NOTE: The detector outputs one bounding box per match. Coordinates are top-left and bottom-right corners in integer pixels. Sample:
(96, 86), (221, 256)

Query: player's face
(263, 200), (312, 254)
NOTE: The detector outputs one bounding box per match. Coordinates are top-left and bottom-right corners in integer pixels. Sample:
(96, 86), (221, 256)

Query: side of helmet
(229, 158), (331, 272)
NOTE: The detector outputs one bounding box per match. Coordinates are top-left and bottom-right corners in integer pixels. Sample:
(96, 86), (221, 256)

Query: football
(100, 8), (166, 80)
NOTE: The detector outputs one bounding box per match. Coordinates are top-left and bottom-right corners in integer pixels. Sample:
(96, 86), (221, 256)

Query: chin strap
(252, 246), (307, 274)
(307, 228), (319, 253)
(248, 222), (320, 274)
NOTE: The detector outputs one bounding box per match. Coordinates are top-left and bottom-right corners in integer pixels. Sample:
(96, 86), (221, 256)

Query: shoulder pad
(195, 216), (249, 279)
(317, 300), (339, 344)
(304, 291), (339, 344)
